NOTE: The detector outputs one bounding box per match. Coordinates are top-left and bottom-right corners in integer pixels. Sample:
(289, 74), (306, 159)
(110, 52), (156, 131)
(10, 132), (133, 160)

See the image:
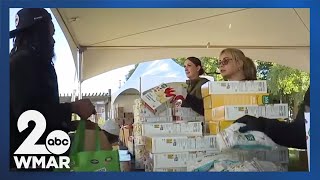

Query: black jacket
(264, 87), (310, 149)
(181, 78), (209, 116)
(10, 48), (73, 169)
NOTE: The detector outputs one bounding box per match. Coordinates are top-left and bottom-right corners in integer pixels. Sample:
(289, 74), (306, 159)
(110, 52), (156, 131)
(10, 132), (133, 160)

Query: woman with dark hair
(181, 57), (209, 116)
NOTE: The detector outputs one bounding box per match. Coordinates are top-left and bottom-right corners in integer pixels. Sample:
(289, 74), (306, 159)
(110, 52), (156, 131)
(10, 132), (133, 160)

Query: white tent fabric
(51, 8), (310, 82)
(111, 59), (187, 104)
(111, 58), (215, 104)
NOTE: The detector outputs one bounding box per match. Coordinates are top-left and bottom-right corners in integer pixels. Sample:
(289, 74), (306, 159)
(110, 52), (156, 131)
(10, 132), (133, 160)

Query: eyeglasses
(218, 58), (233, 66)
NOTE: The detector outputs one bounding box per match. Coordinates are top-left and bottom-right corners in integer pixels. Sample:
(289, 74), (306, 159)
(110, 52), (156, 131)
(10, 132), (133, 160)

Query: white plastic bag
(225, 159), (285, 172)
(217, 123), (279, 152)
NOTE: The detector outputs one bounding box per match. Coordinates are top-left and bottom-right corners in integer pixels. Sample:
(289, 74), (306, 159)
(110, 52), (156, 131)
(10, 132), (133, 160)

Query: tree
(127, 57), (309, 119)
(256, 60), (274, 80)
(267, 64), (310, 118)
(173, 57), (309, 119)
(125, 64), (139, 80)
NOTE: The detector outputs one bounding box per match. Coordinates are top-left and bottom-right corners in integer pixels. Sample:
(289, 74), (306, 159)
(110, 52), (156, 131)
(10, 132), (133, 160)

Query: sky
(9, 8), (135, 95)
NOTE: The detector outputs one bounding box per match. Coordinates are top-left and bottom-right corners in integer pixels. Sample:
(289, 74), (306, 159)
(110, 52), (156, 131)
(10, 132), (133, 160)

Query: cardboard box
(203, 93), (269, 110)
(123, 126), (133, 147)
(208, 121), (235, 135)
(145, 135), (218, 153)
(133, 103), (173, 118)
(124, 117), (134, 125)
(201, 81), (267, 97)
(145, 166), (188, 172)
(207, 104), (289, 121)
(173, 107), (200, 117)
(124, 112), (134, 118)
(174, 116), (205, 122)
(146, 151), (217, 169)
(133, 122), (203, 137)
(134, 116), (174, 123)
(141, 82), (187, 113)
(115, 107), (125, 118)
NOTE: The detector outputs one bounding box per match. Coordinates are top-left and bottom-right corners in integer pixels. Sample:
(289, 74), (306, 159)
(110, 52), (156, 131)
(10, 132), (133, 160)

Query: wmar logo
(13, 110), (71, 169)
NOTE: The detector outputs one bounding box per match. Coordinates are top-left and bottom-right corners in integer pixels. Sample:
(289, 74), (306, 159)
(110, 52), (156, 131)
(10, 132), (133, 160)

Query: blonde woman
(218, 48), (257, 81)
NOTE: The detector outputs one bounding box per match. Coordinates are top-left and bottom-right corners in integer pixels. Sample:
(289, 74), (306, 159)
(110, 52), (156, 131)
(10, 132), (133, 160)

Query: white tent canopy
(111, 59), (187, 104)
(51, 8), (310, 82)
(111, 58), (214, 107)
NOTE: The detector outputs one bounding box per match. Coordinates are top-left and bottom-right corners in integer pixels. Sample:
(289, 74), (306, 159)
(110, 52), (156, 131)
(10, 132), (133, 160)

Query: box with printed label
(201, 81), (267, 96)
(146, 151), (217, 169)
(134, 116), (174, 123)
(145, 135), (218, 153)
(173, 107), (200, 117)
(201, 82), (210, 98)
(208, 121), (235, 135)
(133, 103), (173, 118)
(174, 116), (205, 122)
(133, 122), (203, 137)
(141, 82), (188, 113)
(148, 167), (188, 172)
(203, 93), (269, 110)
(207, 104), (289, 121)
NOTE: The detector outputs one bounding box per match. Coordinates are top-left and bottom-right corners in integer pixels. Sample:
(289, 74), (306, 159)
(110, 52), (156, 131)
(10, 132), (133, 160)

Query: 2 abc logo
(46, 130), (71, 155)
(14, 110), (71, 169)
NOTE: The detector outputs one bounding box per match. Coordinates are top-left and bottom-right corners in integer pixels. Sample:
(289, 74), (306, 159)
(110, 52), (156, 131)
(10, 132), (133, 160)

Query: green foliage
(125, 64), (139, 80)
(267, 64), (310, 103)
(126, 57), (310, 119)
(256, 60), (274, 80)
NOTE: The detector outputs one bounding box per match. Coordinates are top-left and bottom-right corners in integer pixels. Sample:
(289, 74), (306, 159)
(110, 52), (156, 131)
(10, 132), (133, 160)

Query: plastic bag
(217, 123), (279, 152)
(225, 159), (285, 172)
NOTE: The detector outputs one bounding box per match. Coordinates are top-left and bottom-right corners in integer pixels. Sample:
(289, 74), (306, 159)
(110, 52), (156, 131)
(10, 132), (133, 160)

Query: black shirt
(10, 48), (72, 170)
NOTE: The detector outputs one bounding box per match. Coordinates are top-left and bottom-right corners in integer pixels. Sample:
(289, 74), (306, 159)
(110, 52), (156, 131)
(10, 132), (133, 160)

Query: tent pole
(77, 47), (84, 100)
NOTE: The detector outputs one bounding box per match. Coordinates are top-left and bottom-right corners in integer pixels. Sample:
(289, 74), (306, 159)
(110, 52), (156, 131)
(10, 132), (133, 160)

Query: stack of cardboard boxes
(201, 80), (290, 170)
(129, 82), (221, 171)
(124, 80), (290, 171)
(116, 106), (135, 148)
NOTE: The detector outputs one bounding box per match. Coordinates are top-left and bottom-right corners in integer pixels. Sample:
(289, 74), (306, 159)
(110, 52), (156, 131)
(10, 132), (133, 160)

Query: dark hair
(186, 57), (205, 75)
(10, 20), (54, 61)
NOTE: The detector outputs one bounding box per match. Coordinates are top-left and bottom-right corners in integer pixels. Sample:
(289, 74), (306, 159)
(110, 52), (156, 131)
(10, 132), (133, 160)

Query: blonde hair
(220, 48), (257, 80)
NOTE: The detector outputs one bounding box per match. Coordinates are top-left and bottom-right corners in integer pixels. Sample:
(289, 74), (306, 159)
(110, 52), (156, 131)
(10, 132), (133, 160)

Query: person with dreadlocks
(10, 8), (97, 170)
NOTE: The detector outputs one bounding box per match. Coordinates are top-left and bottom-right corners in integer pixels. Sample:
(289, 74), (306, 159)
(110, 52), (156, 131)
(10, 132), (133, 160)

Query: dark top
(264, 87), (310, 149)
(181, 77), (209, 116)
(10, 47), (73, 169)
